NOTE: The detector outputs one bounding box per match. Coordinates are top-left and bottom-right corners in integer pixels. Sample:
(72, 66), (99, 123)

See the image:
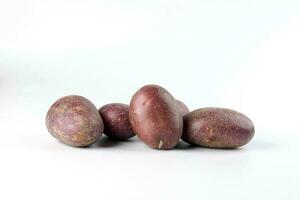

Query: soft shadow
(199, 146), (245, 152)
(92, 136), (135, 148)
(174, 140), (247, 152)
(191, 139), (275, 152)
(174, 140), (198, 150)
(247, 139), (276, 151)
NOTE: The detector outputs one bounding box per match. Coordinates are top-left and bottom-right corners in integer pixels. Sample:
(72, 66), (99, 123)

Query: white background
(1, 1), (300, 199)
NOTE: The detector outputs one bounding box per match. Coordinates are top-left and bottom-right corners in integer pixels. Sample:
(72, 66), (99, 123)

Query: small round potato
(99, 103), (135, 140)
(182, 107), (255, 148)
(129, 85), (183, 150)
(176, 100), (190, 116)
(46, 95), (104, 147)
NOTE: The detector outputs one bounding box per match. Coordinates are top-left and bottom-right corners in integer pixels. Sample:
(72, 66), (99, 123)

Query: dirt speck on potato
(46, 95), (103, 147)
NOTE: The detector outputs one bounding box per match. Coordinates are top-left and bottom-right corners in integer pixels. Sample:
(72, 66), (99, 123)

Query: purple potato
(46, 95), (103, 147)
(182, 107), (255, 148)
(176, 99), (190, 116)
(129, 85), (183, 150)
(99, 103), (135, 140)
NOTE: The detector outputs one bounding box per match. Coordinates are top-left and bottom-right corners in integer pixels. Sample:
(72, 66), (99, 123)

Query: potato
(99, 103), (135, 140)
(129, 85), (183, 149)
(176, 99), (190, 116)
(46, 95), (103, 147)
(182, 107), (255, 148)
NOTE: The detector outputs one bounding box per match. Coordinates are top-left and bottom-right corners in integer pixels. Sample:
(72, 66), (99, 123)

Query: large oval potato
(182, 107), (255, 148)
(46, 95), (104, 147)
(129, 85), (183, 150)
(99, 103), (135, 140)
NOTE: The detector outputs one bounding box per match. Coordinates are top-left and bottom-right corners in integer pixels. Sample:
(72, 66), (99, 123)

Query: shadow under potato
(57, 135), (259, 151)
(94, 135), (135, 148)
(174, 140), (198, 150)
(93, 137), (248, 150)
(182, 139), (273, 151)
(174, 140), (246, 151)
(246, 139), (275, 151)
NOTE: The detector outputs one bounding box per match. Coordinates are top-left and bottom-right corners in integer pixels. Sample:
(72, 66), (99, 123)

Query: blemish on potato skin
(158, 140), (164, 149)
(182, 107), (255, 148)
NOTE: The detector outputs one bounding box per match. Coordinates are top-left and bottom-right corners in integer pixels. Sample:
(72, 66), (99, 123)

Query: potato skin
(176, 100), (190, 116)
(129, 85), (183, 150)
(182, 108), (255, 148)
(99, 103), (135, 140)
(46, 95), (103, 147)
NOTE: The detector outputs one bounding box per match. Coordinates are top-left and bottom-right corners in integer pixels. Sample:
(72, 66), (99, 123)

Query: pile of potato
(46, 84), (255, 149)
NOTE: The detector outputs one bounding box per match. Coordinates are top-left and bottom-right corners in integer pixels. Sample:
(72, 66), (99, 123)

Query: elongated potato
(129, 85), (183, 150)
(99, 103), (135, 140)
(182, 107), (255, 148)
(46, 95), (103, 147)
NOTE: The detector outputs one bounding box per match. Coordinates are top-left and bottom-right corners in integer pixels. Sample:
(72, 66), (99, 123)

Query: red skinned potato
(182, 107), (255, 148)
(99, 103), (135, 140)
(176, 100), (190, 116)
(46, 95), (104, 147)
(129, 85), (183, 150)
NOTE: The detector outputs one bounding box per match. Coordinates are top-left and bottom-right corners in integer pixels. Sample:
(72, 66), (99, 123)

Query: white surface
(1, 1), (300, 200)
